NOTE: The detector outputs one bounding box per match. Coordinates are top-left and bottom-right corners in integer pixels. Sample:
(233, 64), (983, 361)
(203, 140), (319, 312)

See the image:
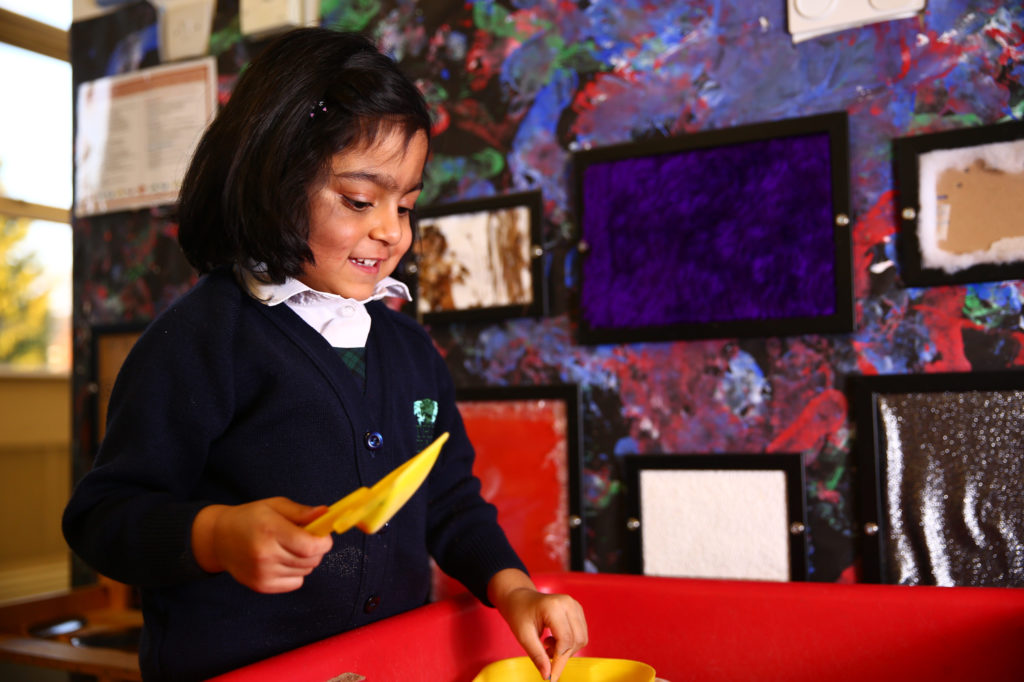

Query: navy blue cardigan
(63, 268), (525, 681)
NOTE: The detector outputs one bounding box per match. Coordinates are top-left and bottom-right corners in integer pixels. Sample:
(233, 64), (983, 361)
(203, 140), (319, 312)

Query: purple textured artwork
(581, 131), (836, 330)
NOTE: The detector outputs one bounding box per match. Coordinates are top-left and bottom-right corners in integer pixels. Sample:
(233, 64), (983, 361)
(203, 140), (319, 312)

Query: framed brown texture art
(851, 370), (1024, 586)
(431, 384), (584, 600)
(412, 191), (546, 324)
(623, 454), (809, 582)
(894, 119), (1024, 287)
(90, 323), (147, 453)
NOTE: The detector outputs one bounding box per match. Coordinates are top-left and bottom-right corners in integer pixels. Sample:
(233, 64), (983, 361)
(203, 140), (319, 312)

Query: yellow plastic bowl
(472, 656), (656, 682)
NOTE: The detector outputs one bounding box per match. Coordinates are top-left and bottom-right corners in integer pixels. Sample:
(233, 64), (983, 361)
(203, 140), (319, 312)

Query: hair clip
(309, 100), (327, 119)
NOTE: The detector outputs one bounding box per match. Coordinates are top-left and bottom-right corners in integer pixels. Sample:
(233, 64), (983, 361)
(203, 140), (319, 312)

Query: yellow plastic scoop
(472, 657), (656, 682)
(305, 432), (449, 536)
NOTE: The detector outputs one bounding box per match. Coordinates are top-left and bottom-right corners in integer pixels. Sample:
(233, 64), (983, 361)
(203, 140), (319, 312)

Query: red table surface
(212, 572), (1024, 682)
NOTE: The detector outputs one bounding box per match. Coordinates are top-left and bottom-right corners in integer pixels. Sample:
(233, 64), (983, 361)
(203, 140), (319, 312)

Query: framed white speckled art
(851, 371), (1024, 586)
(623, 454), (808, 581)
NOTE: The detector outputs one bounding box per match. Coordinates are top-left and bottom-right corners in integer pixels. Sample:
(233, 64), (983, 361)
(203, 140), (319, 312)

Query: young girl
(63, 27), (586, 682)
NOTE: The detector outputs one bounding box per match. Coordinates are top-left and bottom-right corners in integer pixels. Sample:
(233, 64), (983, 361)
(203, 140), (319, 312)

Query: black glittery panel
(877, 390), (1024, 587)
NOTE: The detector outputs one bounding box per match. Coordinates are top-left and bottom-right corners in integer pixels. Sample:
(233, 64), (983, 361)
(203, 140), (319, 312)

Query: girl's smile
(299, 128), (428, 300)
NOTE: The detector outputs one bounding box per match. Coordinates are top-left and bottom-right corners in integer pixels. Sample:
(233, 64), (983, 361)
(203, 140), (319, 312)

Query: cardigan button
(364, 431), (383, 450)
(363, 595), (380, 613)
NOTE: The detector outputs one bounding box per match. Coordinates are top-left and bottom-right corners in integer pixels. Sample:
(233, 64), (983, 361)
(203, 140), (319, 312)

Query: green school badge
(413, 398), (438, 449)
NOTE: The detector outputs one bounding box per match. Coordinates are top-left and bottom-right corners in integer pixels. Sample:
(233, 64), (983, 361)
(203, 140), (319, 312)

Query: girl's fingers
(546, 597), (588, 682)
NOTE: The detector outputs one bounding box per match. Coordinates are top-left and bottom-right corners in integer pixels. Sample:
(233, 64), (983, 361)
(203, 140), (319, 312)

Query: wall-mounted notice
(74, 57), (217, 217)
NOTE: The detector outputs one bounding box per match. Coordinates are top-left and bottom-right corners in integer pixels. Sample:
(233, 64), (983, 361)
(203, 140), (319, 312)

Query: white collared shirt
(238, 268), (412, 348)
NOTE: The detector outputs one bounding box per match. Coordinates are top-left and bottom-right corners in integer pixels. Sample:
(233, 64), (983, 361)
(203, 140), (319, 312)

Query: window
(0, 2), (72, 373)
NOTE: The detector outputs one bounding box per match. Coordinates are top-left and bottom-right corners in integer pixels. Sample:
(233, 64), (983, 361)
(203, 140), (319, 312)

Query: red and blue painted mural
(70, 0), (1024, 582)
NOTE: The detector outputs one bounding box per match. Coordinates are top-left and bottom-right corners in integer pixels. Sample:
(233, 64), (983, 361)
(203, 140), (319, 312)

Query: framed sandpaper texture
(623, 453), (809, 581)
(571, 111), (852, 343)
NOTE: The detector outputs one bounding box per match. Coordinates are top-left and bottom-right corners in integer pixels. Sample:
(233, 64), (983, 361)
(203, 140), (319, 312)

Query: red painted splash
(854, 190), (898, 302)
(767, 388), (847, 454)
(451, 98), (523, 150)
(912, 288), (977, 372)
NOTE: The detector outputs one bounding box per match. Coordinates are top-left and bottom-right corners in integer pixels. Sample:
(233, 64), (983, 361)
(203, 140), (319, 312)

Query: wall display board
(66, 0), (1023, 589)
(572, 112), (852, 344)
(431, 384), (584, 600)
(894, 120), (1024, 286)
(851, 371), (1024, 586)
(412, 191), (546, 324)
(623, 454), (809, 581)
(74, 57), (217, 217)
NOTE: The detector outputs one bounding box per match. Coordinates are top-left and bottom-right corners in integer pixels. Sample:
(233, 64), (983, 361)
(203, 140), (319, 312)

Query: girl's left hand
(487, 569), (589, 681)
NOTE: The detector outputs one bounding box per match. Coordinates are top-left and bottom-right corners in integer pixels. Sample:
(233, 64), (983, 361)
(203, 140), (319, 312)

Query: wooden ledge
(0, 634), (141, 680)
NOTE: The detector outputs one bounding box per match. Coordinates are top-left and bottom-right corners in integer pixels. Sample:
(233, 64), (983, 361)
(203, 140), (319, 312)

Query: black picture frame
(411, 191), (546, 324)
(453, 384), (585, 573)
(571, 111), (852, 344)
(89, 322), (148, 457)
(894, 119), (1024, 287)
(623, 453), (809, 581)
(850, 370), (1024, 586)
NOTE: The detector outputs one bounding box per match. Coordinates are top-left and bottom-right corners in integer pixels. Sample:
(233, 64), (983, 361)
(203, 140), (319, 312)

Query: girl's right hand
(191, 497), (332, 593)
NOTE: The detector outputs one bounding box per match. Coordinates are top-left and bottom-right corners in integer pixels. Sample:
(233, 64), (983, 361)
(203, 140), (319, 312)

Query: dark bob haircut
(177, 28), (432, 282)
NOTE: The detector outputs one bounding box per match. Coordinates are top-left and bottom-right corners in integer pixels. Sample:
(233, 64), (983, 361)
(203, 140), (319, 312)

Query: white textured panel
(640, 469), (790, 581)
(788, 0), (926, 43)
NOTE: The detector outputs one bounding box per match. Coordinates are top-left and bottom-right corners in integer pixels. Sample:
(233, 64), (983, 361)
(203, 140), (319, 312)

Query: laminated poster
(74, 57), (217, 217)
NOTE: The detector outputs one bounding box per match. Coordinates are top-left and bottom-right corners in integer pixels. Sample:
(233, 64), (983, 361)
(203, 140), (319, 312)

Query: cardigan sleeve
(62, 283), (239, 588)
(420, 341), (527, 605)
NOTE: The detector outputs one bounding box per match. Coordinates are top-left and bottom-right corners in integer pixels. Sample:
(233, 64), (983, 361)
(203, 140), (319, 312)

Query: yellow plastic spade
(305, 432), (449, 536)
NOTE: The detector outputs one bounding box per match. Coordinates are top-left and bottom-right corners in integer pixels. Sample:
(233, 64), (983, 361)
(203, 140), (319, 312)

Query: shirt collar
(239, 266), (412, 307)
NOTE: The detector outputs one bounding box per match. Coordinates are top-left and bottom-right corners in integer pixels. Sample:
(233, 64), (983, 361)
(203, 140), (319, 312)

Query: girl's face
(300, 127), (428, 300)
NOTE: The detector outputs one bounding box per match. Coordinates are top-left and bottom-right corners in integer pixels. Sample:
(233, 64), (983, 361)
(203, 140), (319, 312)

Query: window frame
(0, 7), (72, 374)
(0, 6), (70, 224)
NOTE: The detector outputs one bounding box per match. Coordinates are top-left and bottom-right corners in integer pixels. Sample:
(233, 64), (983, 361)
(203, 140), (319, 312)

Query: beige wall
(0, 373), (71, 601)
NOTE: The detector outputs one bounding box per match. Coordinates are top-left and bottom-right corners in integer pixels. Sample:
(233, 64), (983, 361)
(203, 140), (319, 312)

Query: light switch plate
(788, 0), (926, 43)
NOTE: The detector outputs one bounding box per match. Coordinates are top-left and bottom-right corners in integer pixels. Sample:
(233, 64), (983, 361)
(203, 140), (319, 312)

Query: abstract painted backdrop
(69, 0), (1024, 583)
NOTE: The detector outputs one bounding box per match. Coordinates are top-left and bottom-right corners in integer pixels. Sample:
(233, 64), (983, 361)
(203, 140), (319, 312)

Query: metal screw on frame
(864, 522), (879, 536)
(901, 207), (916, 221)
(577, 240), (590, 255)
(835, 213), (850, 227)
(568, 515), (582, 529)
(531, 245), (544, 258)
(626, 517), (640, 531)
(790, 522), (806, 535)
